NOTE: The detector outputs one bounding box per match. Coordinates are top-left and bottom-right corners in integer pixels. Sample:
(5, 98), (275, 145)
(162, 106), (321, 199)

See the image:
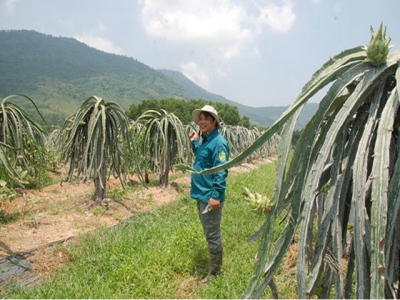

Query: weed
(92, 207), (102, 216)
(107, 187), (129, 200)
(0, 209), (21, 224)
(48, 189), (61, 194)
(19, 195), (38, 220)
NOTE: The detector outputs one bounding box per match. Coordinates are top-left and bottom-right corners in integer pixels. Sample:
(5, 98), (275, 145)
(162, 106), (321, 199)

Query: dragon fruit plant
(177, 23), (400, 299)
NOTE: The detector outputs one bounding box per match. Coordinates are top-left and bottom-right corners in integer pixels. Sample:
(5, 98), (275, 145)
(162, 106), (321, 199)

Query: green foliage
(43, 130), (65, 173)
(106, 186), (132, 201)
(22, 142), (54, 190)
(0, 181), (18, 221)
(0, 209), (20, 224)
(126, 98), (248, 127)
(238, 115), (251, 128)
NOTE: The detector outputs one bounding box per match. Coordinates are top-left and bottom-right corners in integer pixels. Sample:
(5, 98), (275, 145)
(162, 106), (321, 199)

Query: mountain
(0, 29), (317, 128)
(0, 30), (195, 125)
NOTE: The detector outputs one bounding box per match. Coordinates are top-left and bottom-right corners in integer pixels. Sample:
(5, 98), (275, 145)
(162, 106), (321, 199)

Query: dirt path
(0, 157), (275, 290)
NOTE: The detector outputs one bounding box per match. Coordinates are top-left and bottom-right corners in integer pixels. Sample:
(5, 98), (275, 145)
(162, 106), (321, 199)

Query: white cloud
(140, 0), (254, 61)
(140, 0), (296, 47)
(3, 0), (17, 14)
(257, 1), (296, 33)
(74, 34), (123, 55)
(180, 61), (211, 90)
(139, 0), (296, 87)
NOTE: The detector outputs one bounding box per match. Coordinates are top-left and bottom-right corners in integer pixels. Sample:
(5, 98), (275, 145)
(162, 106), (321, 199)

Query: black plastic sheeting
(0, 254), (39, 292)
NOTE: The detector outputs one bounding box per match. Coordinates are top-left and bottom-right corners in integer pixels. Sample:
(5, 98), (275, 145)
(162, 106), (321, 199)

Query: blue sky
(0, 0), (399, 107)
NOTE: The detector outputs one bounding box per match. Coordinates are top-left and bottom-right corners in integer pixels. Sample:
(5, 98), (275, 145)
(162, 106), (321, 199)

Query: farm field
(0, 156), (277, 296)
(0, 174), (191, 281)
(1, 22), (399, 298)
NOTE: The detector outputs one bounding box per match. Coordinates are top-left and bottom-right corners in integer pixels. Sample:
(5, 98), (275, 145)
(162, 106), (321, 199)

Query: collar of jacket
(201, 129), (219, 141)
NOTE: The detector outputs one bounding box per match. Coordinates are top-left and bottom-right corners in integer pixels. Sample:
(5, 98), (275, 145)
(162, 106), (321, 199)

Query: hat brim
(192, 109), (219, 124)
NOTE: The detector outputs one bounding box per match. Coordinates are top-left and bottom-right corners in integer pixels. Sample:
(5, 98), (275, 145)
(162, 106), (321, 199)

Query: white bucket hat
(192, 105), (219, 124)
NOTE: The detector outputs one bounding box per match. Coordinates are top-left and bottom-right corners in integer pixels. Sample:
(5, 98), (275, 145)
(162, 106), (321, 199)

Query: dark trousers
(197, 201), (223, 252)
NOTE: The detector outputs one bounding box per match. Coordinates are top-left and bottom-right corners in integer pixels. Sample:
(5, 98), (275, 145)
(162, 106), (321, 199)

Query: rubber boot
(199, 249), (223, 285)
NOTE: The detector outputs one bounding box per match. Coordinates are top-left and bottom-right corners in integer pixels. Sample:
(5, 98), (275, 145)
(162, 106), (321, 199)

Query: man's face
(198, 112), (216, 135)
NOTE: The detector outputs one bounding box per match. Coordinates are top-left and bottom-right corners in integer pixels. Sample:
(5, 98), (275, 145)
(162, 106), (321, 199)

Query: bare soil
(0, 157), (275, 285)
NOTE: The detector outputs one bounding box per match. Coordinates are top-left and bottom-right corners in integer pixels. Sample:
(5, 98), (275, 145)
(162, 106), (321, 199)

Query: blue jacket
(190, 129), (229, 203)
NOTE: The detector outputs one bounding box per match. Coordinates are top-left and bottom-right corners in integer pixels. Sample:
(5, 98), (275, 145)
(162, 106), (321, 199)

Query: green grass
(4, 160), (298, 299)
(0, 209), (21, 224)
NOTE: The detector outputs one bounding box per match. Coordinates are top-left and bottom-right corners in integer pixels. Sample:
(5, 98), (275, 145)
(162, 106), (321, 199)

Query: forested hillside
(0, 30), (317, 128)
(0, 30), (197, 125)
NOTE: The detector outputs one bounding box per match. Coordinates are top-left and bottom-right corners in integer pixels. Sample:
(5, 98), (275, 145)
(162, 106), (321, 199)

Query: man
(190, 105), (229, 285)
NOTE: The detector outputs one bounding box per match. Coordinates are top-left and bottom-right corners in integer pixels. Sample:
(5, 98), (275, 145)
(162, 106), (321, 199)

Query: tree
(60, 95), (137, 203)
(213, 102), (241, 125)
(238, 115), (251, 128)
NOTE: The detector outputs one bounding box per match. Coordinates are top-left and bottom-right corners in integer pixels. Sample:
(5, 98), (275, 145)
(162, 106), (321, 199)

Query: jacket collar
(201, 129), (219, 141)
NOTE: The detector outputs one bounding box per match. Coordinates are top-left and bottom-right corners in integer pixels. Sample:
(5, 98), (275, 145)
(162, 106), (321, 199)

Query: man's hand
(209, 198), (220, 211)
(190, 131), (199, 141)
